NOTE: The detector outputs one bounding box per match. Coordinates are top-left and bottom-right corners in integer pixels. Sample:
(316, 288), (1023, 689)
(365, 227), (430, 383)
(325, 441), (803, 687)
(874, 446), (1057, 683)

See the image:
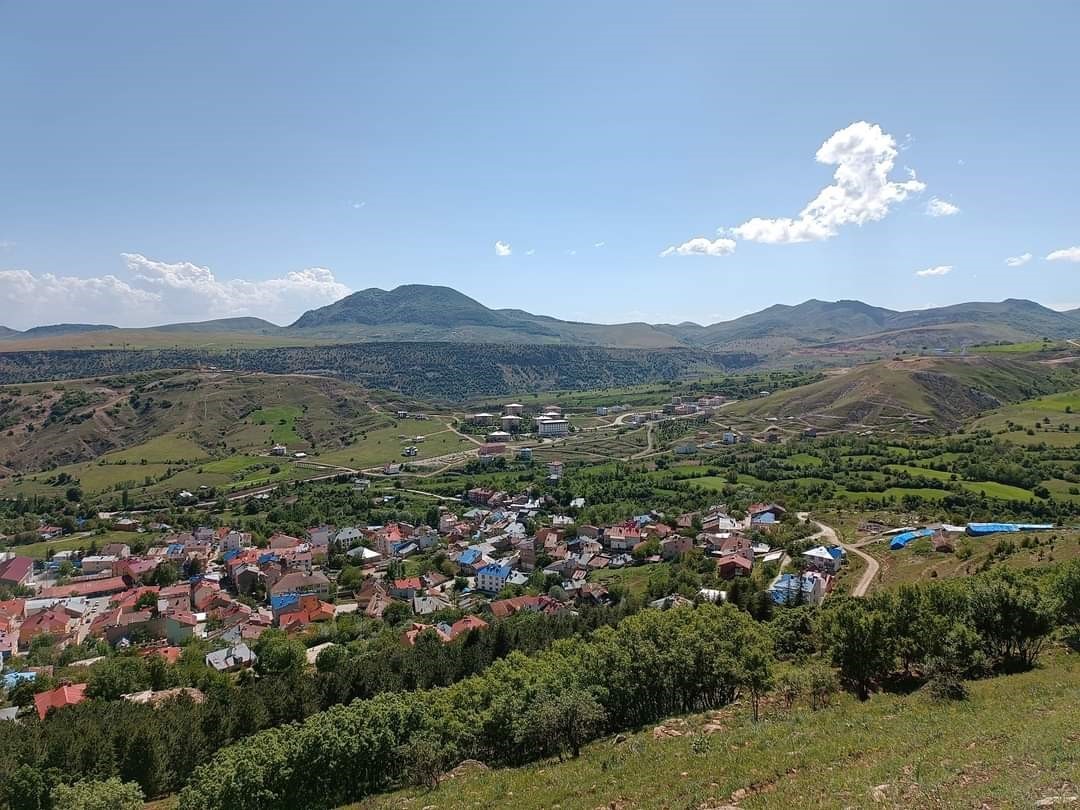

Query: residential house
(489, 594), (561, 619)
(802, 545), (843, 574)
(0, 556), (33, 589)
(80, 555), (118, 576)
(115, 557), (161, 585)
(660, 535), (693, 560)
(390, 577), (423, 601)
(605, 523), (642, 552)
(748, 503), (787, 530)
(277, 595), (335, 631)
(221, 531), (252, 553)
(476, 563), (512, 595)
(717, 555), (753, 579)
(769, 572), (827, 606)
(205, 642), (257, 673)
(34, 683), (88, 720)
(164, 611), (201, 644)
(101, 543), (131, 559)
(18, 606), (77, 650)
(268, 571), (331, 600)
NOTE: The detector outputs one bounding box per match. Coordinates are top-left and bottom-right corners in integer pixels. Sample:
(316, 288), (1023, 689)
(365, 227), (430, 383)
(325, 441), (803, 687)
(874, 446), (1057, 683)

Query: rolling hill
(0, 370), (382, 475)
(1, 286), (1076, 353)
(727, 355), (1078, 430)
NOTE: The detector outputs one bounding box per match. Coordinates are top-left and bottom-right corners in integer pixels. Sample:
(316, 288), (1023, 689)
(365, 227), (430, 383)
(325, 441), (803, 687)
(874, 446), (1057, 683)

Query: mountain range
(1, 284), (1078, 355)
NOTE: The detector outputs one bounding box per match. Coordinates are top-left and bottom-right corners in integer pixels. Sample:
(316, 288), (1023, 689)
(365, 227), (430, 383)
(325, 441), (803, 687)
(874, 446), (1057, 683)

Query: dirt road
(797, 512), (879, 597)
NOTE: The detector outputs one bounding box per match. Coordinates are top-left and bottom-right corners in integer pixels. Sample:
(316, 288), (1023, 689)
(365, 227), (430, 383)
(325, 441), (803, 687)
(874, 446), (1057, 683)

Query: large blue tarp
(889, 528), (934, 550)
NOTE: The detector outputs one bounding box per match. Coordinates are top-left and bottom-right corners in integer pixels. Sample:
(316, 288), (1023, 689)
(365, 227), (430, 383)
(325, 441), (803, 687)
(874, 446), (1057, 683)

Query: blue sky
(2, 1), (1079, 329)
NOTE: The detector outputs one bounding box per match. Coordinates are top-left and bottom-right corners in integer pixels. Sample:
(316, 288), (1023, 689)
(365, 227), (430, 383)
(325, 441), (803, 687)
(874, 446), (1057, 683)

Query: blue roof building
(475, 562), (512, 595)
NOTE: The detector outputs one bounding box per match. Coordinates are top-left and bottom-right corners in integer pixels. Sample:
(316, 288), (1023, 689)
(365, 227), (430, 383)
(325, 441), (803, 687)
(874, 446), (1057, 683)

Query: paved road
(797, 512), (879, 597)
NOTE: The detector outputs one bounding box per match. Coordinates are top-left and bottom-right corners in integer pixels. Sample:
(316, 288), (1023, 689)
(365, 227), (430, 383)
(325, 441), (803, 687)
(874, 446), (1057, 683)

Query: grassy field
(2, 530), (172, 559)
(589, 563), (663, 597)
(314, 425), (475, 468)
(971, 340), (1062, 354)
(350, 651), (1080, 810)
(101, 434), (210, 463)
(972, 388), (1080, 445)
(865, 530), (1080, 590)
(247, 405), (304, 445)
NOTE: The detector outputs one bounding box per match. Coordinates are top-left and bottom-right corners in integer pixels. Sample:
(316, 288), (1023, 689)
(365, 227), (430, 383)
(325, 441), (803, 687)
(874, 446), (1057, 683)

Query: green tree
(253, 630), (306, 676)
(516, 688), (607, 760)
(822, 599), (894, 699)
(51, 778), (144, 810)
(382, 601), (412, 626)
(3, 765), (46, 810)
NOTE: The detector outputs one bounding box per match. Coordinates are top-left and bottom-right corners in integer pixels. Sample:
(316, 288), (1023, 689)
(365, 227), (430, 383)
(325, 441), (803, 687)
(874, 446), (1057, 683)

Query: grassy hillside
(727, 356), (1077, 431)
(972, 388), (1080, 446)
(351, 652), (1080, 810)
(0, 370), (382, 475)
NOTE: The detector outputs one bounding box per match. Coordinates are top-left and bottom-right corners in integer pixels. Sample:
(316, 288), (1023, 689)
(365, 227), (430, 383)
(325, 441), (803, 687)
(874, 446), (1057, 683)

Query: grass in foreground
(350, 652), (1080, 810)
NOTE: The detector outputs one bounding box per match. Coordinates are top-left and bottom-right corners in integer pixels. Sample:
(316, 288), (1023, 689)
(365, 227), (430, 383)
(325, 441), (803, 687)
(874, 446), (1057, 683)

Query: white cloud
(593, 241), (605, 248)
(350, 201), (365, 209)
(915, 264), (953, 277)
(567, 249), (577, 256)
(1046, 246), (1080, 263)
(660, 237), (737, 258)
(525, 249), (535, 256)
(1005, 253), (1032, 267)
(926, 197), (960, 217)
(0, 255), (350, 330)
(494, 241), (512, 257)
(731, 121), (925, 244)
(0, 241), (14, 250)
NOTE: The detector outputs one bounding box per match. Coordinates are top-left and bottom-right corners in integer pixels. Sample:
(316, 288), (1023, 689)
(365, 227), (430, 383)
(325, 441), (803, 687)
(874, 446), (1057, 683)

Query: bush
(51, 779), (144, 810)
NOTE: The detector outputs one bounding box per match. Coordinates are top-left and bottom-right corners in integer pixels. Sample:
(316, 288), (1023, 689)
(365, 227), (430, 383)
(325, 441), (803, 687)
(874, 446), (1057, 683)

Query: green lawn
(786, 452), (823, 467)
(351, 651), (1080, 810)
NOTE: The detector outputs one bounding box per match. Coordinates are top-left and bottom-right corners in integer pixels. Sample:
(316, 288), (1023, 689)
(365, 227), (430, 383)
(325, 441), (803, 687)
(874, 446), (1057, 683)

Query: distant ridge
(1, 284), (1078, 352)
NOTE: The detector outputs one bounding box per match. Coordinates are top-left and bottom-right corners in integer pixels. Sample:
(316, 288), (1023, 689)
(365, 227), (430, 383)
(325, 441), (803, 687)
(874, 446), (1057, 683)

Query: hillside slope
(0, 370), (378, 473)
(727, 356), (1076, 429)
(351, 653), (1080, 810)
(0, 343), (756, 399)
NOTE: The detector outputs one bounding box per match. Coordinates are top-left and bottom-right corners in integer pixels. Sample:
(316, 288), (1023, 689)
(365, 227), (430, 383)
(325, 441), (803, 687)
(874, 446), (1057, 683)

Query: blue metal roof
(459, 548), (483, 565)
(270, 593), (299, 612)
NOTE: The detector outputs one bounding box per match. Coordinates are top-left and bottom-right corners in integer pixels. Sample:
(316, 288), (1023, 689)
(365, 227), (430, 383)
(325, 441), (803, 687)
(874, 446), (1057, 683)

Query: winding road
(797, 512), (880, 597)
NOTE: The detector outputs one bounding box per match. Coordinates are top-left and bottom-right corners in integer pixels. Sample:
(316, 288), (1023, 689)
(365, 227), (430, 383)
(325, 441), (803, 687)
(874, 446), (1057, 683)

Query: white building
(537, 419), (569, 438)
(503, 403), (524, 416)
